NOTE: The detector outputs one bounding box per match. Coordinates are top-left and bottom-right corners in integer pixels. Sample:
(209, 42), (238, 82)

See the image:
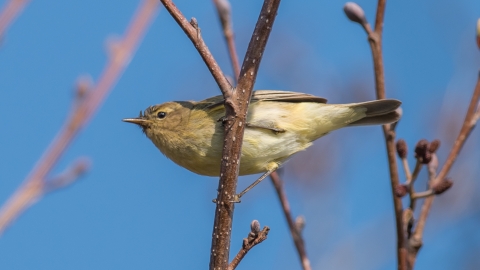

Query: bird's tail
(347, 99), (401, 126)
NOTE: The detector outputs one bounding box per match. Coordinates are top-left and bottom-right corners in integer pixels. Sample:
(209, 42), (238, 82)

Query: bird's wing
(251, 90), (327, 103)
(194, 90), (327, 111)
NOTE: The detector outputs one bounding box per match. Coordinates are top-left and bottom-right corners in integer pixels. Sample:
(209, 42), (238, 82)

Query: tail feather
(348, 99), (402, 126)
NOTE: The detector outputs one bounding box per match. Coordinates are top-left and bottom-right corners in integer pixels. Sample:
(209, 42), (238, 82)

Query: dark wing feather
(251, 90), (327, 103)
(194, 90), (327, 111)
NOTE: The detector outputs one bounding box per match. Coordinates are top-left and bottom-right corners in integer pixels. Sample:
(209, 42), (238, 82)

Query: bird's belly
(165, 129), (309, 177)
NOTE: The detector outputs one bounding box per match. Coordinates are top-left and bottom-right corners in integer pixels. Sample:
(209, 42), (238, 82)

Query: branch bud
(428, 139), (441, 153)
(394, 184), (409, 198)
(415, 139), (431, 164)
(343, 2), (367, 25)
(213, 0), (232, 30)
(432, 178), (453, 195)
(250, 220), (260, 234)
(295, 215), (306, 232)
(75, 76), (92, 100)
(477, 18), (480, 49)
(396, 139), (408, 159)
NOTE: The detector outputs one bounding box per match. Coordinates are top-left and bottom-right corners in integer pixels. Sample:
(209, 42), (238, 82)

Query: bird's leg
(232, 166), (277, 203)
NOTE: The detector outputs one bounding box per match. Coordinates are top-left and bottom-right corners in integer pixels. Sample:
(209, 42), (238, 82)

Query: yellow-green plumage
(123, 90), (401, 176)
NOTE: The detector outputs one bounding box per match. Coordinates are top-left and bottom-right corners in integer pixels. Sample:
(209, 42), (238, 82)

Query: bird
(123, 90), (401, 200)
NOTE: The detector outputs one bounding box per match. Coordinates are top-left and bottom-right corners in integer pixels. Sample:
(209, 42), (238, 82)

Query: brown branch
(44, 158), (90, 192)
(408, 72), (480, 268)
(159, 0), (233, 96)
(160, 0), (280, 268)
(228, 220), (270, 270)
(0, 0), (159, 236)
(270, 172), (311, 270)
(212, 0), (240, 81)
(210, 1), (281, 269)
(0, 0), (29, 41)
(365, 1), (407, 269)
(212, 3), (309, 268)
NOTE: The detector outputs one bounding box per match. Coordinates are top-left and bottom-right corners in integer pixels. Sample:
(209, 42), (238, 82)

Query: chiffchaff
(123, 90), (400, 199)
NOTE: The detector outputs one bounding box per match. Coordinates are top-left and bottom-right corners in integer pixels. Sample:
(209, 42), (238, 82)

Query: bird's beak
(122, 117), (150, 127)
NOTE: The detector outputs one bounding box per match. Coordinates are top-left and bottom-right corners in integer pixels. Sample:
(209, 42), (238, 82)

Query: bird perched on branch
(124, 90), (401, 201)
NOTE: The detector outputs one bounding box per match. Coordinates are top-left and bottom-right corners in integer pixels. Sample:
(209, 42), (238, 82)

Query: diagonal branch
(210, 1), (281, 269)
(0, 0), (29, 41)
(408, 72), (480, 267)
(0, 0), (159, 236)
(270, 172), (311, 270)
(228, 220), (270, 270)
(212, 0), (240, 81)
(159, 1), (281, 269)
(211, 4), (310, 268)
(159, 0), (233, 96)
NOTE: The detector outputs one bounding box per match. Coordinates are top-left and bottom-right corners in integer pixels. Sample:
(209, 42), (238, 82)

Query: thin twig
(408, 72), (480, 267)
(159, 0), (232, 96)
(407, 160), (422, 210)
(228, 221), (270, 270)
(270, 172), (311, 270)
(0, 0), (159, 236)
(44, 158), (90, 192)
(212, 0), (240, 81)
(365, 1), (407, 269)
(0, 0), (29, 40)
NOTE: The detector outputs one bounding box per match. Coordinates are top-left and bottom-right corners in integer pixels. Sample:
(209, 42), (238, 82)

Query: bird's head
(123, 101), (194, 139)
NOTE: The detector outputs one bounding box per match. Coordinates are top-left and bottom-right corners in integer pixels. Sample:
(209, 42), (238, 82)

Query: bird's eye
(157, 111), (167, 119)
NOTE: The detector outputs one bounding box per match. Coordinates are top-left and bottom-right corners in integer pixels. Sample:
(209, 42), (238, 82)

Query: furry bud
(432, 178), (453, 195)
(250, 220), (260, 234)
(395, 184), (409, 198)
(428, 139), (441, 153)
(396, 139), (408, 159)
(415, 139), (431, 164)
(343, 2), (367, 25)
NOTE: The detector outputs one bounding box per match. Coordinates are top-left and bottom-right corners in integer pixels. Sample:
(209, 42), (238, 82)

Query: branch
(228, 220), (270, 270)
(210, 1), (281, 268)
(159, 0), (233, 96)
(344, 2), (406, 269)
(44, 158), (91, 192)
(270, 172), (311, 270)
(369, 1), (406, 268)
(212, 0), (240, 81)
(0, 0), (159, 236)
(159, 1), (280, 268)
(0, 0), (29, 41)
(408, 72), (480, 267)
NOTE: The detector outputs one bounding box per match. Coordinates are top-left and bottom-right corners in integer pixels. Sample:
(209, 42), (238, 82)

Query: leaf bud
(396, 139), (408, 159)
(432, 178), (453, 195)
(394, 184), (409, 198)
(250, 220), (260, 234)
(343, 2), (367, 25)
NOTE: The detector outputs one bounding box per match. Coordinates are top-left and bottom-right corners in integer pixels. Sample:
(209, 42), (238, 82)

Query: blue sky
(1, 0), (480, 269)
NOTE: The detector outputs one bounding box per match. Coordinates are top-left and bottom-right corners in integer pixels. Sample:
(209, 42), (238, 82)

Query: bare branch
(408, 73), (480, 266)
(159, 0), (233, 96)
(359, 1), (407, 269)
(0, 0), (29, 41)
(212, 0), (240, 81)
(45, 158), (90, 192)
(270, 172), (311, 270)
(228, 220), (270, 270)
(211, 1), (281, 269)
(0, 0), (159, 236)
